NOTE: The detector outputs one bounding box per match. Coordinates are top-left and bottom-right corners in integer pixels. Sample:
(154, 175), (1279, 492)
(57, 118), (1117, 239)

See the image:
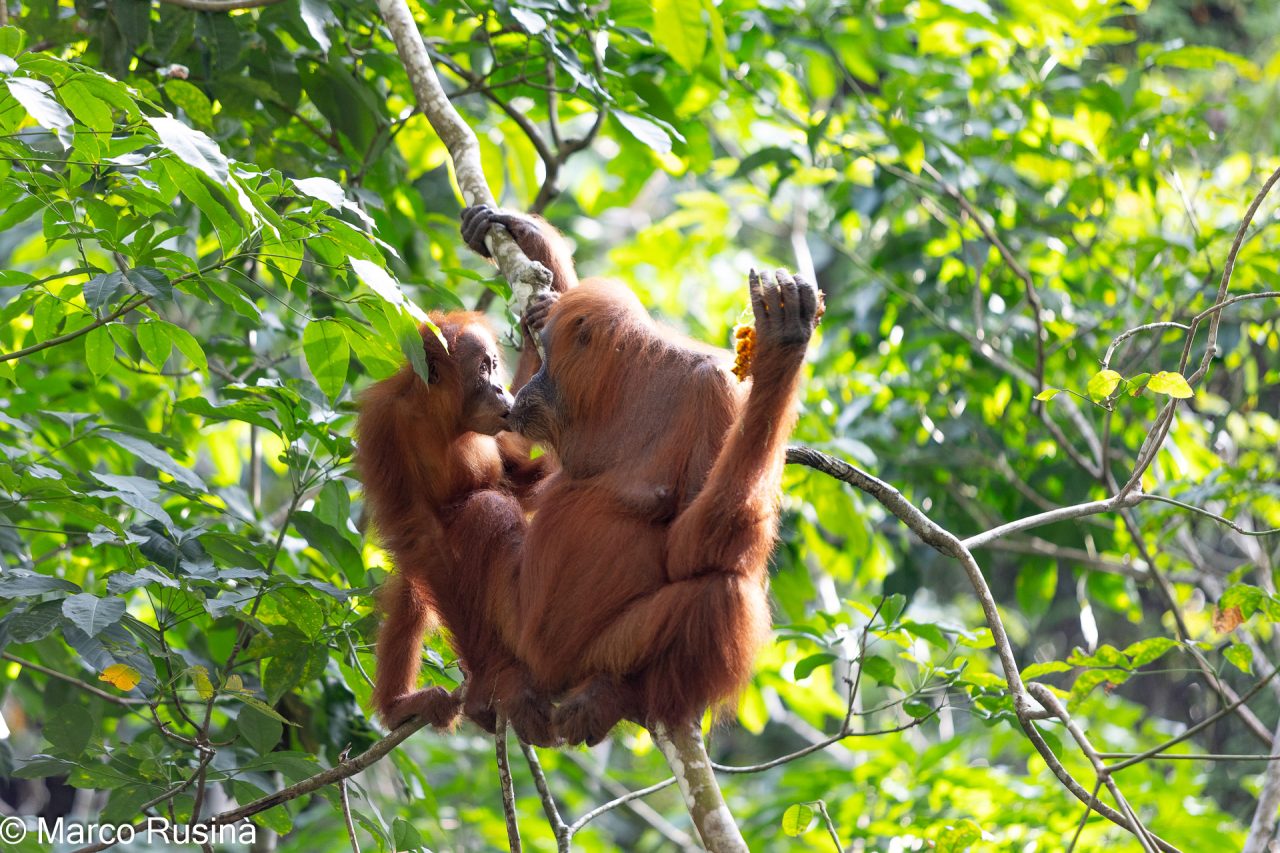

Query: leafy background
(0, 0), (1278, 850)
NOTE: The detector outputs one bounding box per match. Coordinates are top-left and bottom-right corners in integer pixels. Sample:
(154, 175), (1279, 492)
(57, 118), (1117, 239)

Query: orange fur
(496, 223), (815, 743)
(356, 311), (559, 742)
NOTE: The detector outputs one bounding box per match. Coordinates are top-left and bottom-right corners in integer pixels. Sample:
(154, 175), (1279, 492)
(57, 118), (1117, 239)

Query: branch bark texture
(375, 0), (553, 314)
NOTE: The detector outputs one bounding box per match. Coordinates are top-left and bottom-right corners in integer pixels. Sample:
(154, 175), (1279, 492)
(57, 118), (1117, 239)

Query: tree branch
(375, 0), (552, 317)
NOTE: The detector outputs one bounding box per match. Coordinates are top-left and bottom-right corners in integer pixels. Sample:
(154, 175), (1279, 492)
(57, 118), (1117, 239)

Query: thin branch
(495, 717), (522, 853)
(517, 739), (569, 852)
(0, 295), (152, 363)
(1101, 322), (1190, 370)
(202, 716), (430, 827)
(960, 494), (1145, 551)
(1106, 667), (1280, 773)
(568, 776), (679, 836)
(2, 652), (148, 706)
(710, 715), (936, 775)
(376, 0), (552, 330)
(562, 752), (696, 849)
(337, 746), (361, 853)
(1028, 684), (1160, 853)
(814, 801), (843, 853)
(1140, 494), (1280, 537)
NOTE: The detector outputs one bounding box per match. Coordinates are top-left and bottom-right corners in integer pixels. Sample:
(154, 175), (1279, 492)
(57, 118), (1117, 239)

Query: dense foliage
(0, 0), (1277, 850)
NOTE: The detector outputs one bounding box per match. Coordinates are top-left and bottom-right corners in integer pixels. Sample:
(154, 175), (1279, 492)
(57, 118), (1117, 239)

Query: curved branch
(376, 0), (552, 315)
(784, 445), (1181, 852)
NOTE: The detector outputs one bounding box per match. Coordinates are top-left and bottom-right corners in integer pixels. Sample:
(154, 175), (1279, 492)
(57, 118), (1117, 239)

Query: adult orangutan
(463, 204), (822, 745)
(356, 207), (576, 745)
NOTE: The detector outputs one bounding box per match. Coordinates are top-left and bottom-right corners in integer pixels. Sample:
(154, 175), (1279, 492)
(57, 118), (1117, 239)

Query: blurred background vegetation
(0, 0), (1278, 850)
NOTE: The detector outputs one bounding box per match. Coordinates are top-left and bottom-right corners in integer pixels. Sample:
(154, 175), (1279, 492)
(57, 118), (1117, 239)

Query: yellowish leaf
(98, 663), (142, 691)
(1148, 371), (1193, 399)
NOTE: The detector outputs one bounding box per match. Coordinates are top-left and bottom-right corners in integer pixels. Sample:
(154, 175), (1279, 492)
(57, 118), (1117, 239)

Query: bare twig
(495, 717), (523, 853)
(2, 652), (149, 706)
(331, 746), (361, 853)
(563, 752), (696, 849)
(814, 800), (843, 853)
(1101, 322), (1190, 370)
(1029, 684), (1160, 853)
(516, 740), (569, 852)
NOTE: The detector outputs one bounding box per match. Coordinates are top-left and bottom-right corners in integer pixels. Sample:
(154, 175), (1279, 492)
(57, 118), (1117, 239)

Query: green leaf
(903, 700), (933, 719)
(135, 321), (173, 367)
(6, 77), (73, 148)
(653, 0), (706, 72)
(190, 665), (215, 700)
(44, 704), (93, 757)
(102, 430), (205, 491)
(62, 593), (126, 638)
(61, 78), (114, 132)
(83, 272), (125, 314)
(147, 115), (230, 183)
(125, 267), (174, 300)
(392, 819), (423, 852)
(303, 319), (351, 399)
(237, 704), (284, 756)
(1021, 660), (1072, 679)
(163, 322), (208, 373)
(1123, 637), (1178, 667)
(1147, 371), (1193, 399)
(902, 620), (948, 648)
(84, 325), (114, 378)
(1225, 643), (1253, 674)
(1086, 369), (1122, 402)
(781, 803), (816, 837)
(0, 25), (26, 56)
(1034, 388), (1061, 401)
(163, 79), (213, 127)
(1068, 668), (1130, 704)
(860, 654), (896, 687)
(234, 694), (296, 726)
(793, 652), (837, 680)
(1220, 584), (1266, 618)
(614, 112), (674, 155)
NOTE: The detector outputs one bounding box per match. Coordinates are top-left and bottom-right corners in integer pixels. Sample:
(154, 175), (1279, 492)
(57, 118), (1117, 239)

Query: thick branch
(652, 721), (748, 853)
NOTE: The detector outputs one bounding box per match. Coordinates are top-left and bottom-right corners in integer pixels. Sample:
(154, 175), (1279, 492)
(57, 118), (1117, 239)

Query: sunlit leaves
(302, 319), (351, 399)
(781, 803), (816, 837)
(1086, 369), (1122, 402)
(146, 116), (230, 183)
(5, 77), (73, 147)
(1225, 643), (1253, 674)
(652, 0), (706, 72)
(1147, 371), (1193, 399)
